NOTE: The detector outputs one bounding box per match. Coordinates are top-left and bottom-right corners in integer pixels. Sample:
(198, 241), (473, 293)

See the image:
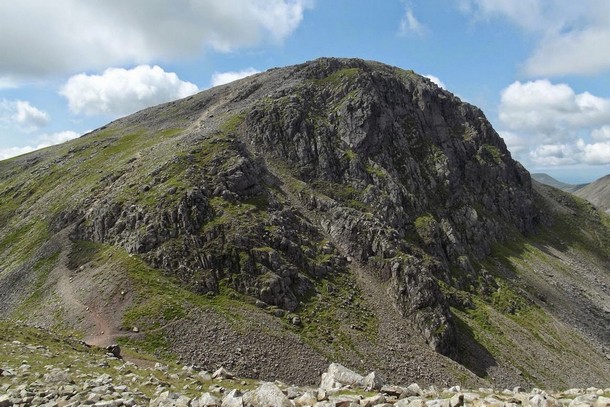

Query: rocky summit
(0, 58), (609, 389)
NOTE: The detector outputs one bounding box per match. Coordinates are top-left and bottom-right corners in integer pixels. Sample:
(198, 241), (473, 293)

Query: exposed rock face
(5, 58), (609, 388)
(55, 58), (535, 356)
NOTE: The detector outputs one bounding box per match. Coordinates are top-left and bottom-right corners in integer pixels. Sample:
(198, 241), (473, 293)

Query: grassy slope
(450, 184), (610, 388)
(0, 109), (380, 371)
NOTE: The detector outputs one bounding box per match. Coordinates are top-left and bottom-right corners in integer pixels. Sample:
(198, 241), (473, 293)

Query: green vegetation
(0, 220), (49, 267)
(67, 240), (255, 358)
(314, 68), (360, 86)
(476, 144), (503, 165)
(345, 149), (357, 161)
(365, 163), (386, 178)
(296, 270), (378, 361)
(0, 321), (261, 400)
(12, 251), (60, 318)
(219, 113), (246, 134)
(311, 180), (372, 212)
(446, 186), (610, 385)
(414, 213), (438, 244)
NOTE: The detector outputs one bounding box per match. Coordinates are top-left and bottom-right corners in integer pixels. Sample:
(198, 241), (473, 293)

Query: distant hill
(575, 174), (610, 213)
(531, 173), (587, 193)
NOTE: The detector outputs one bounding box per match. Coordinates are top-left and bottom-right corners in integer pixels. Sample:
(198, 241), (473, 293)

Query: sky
(1, 1), (610, 184)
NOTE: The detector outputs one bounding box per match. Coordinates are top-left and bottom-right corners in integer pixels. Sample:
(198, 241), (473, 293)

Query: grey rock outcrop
(364, 372), (385, 391)
(320, 363), (365, 391)
(55, 58), (536, 357)
(242, 382), (292, 407)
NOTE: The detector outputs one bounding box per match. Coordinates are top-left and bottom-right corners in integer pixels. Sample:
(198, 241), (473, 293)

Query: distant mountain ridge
(531, 173), (588, 193)
(532, 172), (610, 213)
(1, 58), (610, 388)
(574, 174), (610, 213)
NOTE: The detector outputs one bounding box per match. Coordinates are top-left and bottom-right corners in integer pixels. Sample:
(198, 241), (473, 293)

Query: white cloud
(37, 130), (81, 148)
(0, 146), (35, 161)
(499, 80), (610, 141)
(459, 0), (548, 32)
(60, 65), (199, 117)
(0, 130), (80, 161)
(424, 75), (446, 89)
(0, 1), (312, 79)
(14, 101), (49, 129)
(399, 6), (427, 37)
(498, 80), (610, 166)
(529, 143), (578, 166)
(499, 130), (528, 155)
(592, 126), (610, 141)
(211, 68), (261, 87)
(577, 139), (610, 165)
(460, 0), (610, 76)
(524, 27), (610, 76)
(0, 76), (18, 89)
(0, 99), (50, 131)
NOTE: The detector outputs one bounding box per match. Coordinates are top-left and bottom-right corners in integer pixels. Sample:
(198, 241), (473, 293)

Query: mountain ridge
(1, 57), (609, 388)
(531, 173), (587, 193)
(574, 174), (610, 214)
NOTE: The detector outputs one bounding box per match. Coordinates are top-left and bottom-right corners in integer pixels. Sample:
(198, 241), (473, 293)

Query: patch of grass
(295, 270), (378, 361)
(0, 220), (49, 266)
(219, 113), (246, 135)
(13, 251), (60, 317)
(311, 180), (372, 212)
(477, 144), (503, 165)
(345, 149), (357, 161)
(365, 163), (386, 178)
(314, 68), (360, 86)
(414, 213), (437, 244)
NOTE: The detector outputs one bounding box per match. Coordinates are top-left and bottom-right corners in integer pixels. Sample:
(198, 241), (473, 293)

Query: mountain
(574, 174), (610, 213)
(1, 58), (610, 389)
(531, 173), (587, 193)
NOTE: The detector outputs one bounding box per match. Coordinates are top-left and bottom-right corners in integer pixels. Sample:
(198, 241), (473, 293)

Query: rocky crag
(1, 58), (609, 388)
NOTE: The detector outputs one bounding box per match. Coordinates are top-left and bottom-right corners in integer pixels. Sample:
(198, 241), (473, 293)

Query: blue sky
(1, 1), (610, 184)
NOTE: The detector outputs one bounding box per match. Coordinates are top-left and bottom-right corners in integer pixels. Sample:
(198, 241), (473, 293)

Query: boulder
(43, 369), (73, 384)
(380, 386), (405, 398)
(450, 394), (464, 407)
(294, 391), (318, 407)
(197, 393), (222, 407)
(363, 372), (384, 391)
(404, 384), (422, 397)
(329, 395), (360, 407)
(150, 391), (191, 407)
(529, 395), (561, 407)
(479, 397), (505, 407)
(320, 363), (364, 391)
(570, 395), (599, 407)
(596, 397), (610, 407)
(361, 394), (386, 407)
(106, 344), (121, 359)
(222, 389), (243, 407)
(425, 399), (450, 407)
(398, 399), (427, 407)
(242, 382), (292, 407)
(213, 367), (235, 380)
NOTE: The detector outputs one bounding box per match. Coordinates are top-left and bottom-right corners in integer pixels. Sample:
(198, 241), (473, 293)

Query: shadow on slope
(448, 181), (610, 387)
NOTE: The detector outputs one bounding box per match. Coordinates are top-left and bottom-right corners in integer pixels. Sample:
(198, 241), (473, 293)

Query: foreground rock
(2, 343), (609, 407)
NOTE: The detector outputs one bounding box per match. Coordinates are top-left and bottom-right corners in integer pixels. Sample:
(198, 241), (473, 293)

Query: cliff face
(1, 58), (609, 388)
(61, 58), (534, 355)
